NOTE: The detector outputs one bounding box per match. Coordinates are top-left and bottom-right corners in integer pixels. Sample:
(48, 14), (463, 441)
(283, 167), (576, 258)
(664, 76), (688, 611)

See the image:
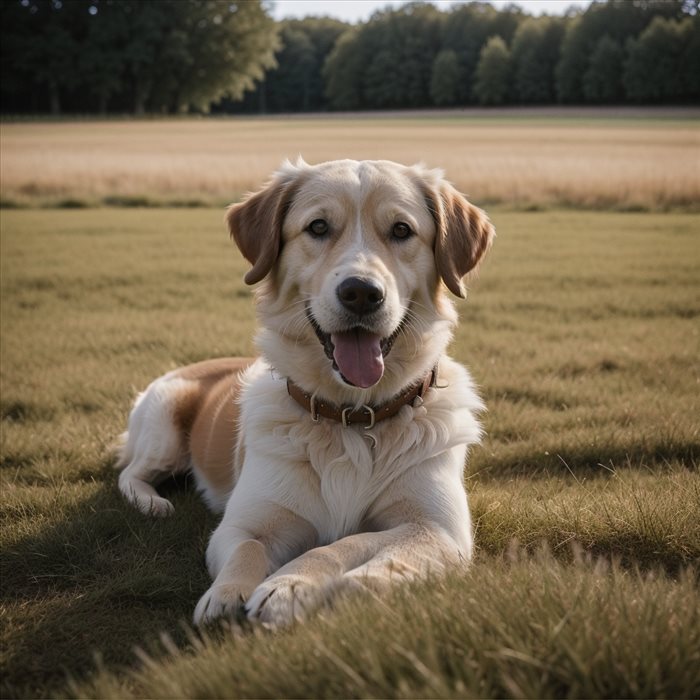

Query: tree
(430, 49), (461, 106)
(271, 27), (316, 111)
(441, 2), (524, 104)
(159, 1), (279, 113)
(624, 16), (696, 102)
(361, 4), (443, 109)
(583, 35), (624, 102)
(556, 0), (686, 103)
(299, 18), (351, 111)
(323, 28), (366, 110)
(365, 49), (405, 108)
(324, 3), (443, 110)
(473, 36), (512, 105)
(80, 1), (128, 114)
(1, 0), (87, 115)
(0, 2), (30, 112)
(229, 18), (348, 114)
(0, 0), (278, 115)
(683, 15), (700, 100)
(511, 17), (565, 103)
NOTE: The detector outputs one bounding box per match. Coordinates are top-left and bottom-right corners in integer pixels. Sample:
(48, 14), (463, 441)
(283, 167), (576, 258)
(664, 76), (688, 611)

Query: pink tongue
(331, 329), (384, 388)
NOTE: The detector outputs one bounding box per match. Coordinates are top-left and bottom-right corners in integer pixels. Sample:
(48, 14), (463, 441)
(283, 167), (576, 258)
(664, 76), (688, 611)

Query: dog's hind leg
(115, 374), (197, 516)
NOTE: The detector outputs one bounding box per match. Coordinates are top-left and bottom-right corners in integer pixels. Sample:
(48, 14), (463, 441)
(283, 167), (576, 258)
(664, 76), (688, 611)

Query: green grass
(1, 208), (699, 698)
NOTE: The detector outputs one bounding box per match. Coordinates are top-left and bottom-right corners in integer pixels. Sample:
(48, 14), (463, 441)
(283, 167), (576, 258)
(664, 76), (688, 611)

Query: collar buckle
(341, 404), (376, 429)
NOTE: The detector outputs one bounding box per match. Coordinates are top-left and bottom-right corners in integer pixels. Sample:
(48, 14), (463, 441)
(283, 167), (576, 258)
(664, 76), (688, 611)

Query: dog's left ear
(226, 162), (305, 285)
(427, 181), (495, 298)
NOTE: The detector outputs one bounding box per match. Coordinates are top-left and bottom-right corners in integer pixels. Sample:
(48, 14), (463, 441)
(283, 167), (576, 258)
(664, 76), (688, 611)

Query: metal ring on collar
(309, 392), (320, 422)
(362, 404), (376, 430)
(341, 406), (352, 428)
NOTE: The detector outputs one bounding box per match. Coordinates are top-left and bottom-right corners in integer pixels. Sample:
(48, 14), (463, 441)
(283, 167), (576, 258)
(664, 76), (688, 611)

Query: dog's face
(227, 159), (493, 399)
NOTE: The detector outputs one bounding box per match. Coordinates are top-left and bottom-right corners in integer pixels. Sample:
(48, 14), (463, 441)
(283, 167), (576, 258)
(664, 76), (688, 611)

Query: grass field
(1, 204), (698, 698)
(1, 112), (699, 211)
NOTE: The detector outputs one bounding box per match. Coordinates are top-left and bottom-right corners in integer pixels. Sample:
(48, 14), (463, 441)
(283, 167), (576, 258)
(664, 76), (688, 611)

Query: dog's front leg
(245, 522), (465, 627)
(245, 449), (472, 627)
(193, 503), (317, 626)
(193, 535), (268, 625)
(340, 523), (464, 592)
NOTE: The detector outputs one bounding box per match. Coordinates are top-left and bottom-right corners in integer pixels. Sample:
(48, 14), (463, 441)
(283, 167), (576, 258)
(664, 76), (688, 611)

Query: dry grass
(82, 553), (700, 700)
(1, 207), (698, 698)
(1, 114), (699, 210)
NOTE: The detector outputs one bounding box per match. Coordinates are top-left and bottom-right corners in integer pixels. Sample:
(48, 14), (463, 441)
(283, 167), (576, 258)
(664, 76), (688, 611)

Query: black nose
(337, 277), (385, 316)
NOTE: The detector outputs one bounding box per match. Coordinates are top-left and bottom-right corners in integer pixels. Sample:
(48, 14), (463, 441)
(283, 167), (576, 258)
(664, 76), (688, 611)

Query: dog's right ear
(226, 162), (305, 285)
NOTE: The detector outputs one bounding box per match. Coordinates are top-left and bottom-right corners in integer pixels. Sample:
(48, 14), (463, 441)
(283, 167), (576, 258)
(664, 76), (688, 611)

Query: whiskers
(396, 311), (422, 360)
(396, 301), (439, 360)
(276, 296), (313, 344)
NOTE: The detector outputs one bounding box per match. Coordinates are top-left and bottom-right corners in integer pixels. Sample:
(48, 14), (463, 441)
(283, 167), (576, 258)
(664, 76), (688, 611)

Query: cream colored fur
(115, 158), (494, 627)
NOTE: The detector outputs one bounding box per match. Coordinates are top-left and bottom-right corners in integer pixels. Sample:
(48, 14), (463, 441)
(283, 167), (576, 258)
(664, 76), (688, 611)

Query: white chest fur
(232, 359), (484, 544)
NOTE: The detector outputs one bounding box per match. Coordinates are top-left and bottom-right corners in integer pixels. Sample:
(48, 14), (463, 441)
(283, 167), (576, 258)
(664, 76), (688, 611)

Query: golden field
(1, 113), (699, 210)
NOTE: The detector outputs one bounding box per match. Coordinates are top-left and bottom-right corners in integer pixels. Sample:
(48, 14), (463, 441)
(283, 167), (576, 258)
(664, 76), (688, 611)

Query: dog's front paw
(193, 582), (247, 626)
(140, 495), (175, 517)
(245, 575), (327, 628)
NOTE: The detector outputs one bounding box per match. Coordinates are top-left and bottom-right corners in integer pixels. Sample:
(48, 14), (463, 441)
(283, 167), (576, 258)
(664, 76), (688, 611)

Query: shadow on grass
(471, 435), (698, 480)
(1, 472), (217, 699)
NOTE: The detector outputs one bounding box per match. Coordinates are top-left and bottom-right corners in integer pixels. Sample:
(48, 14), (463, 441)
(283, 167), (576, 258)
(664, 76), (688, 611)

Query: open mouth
(307, 310), (403, 388)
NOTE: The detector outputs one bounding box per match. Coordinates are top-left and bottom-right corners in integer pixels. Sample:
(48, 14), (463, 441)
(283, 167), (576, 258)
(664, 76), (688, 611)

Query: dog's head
(227, 159), (493, 401)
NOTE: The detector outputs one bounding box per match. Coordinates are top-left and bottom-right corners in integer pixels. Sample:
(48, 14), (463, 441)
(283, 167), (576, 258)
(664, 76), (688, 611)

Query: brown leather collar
(286, 366), (437, 428)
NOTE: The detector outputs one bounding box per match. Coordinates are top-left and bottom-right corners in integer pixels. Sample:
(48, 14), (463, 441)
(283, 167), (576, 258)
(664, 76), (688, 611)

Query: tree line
(1, 0), (698, 115)
(0, 0), (278, 114)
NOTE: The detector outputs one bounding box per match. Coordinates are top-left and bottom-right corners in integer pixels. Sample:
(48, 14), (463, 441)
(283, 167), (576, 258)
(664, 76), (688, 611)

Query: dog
(115, 158), (494, 627)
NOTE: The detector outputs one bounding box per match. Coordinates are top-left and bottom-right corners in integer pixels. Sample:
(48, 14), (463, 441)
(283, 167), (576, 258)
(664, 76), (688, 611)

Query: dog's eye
(307, 219), (329, 237)
(391, 222), (413, 240)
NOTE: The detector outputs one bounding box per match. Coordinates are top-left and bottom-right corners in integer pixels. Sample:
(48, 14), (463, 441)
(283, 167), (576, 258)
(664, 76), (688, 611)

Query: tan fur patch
(171, 358), (254, 495)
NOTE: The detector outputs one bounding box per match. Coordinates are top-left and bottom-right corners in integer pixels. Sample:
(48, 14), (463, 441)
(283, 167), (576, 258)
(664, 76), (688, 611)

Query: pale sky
(271, 0), (591, 23)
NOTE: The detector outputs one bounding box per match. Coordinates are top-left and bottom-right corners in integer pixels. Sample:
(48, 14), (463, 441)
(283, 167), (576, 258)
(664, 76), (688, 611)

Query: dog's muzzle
(307, 306), (404, 389)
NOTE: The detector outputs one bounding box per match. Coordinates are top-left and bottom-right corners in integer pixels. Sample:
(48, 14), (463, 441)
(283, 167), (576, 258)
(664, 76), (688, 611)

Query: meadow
(1, 114), (699, 698)
(1, 111), (699, 211)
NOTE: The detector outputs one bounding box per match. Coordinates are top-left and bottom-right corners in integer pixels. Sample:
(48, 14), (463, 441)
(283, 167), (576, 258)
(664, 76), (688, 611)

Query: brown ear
(226, 169), (302, 285)
(430, 182), (495, 298)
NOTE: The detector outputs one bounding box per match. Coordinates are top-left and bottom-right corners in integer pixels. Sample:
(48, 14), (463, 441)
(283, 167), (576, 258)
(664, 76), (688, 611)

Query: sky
(271, 0), (592, 23)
